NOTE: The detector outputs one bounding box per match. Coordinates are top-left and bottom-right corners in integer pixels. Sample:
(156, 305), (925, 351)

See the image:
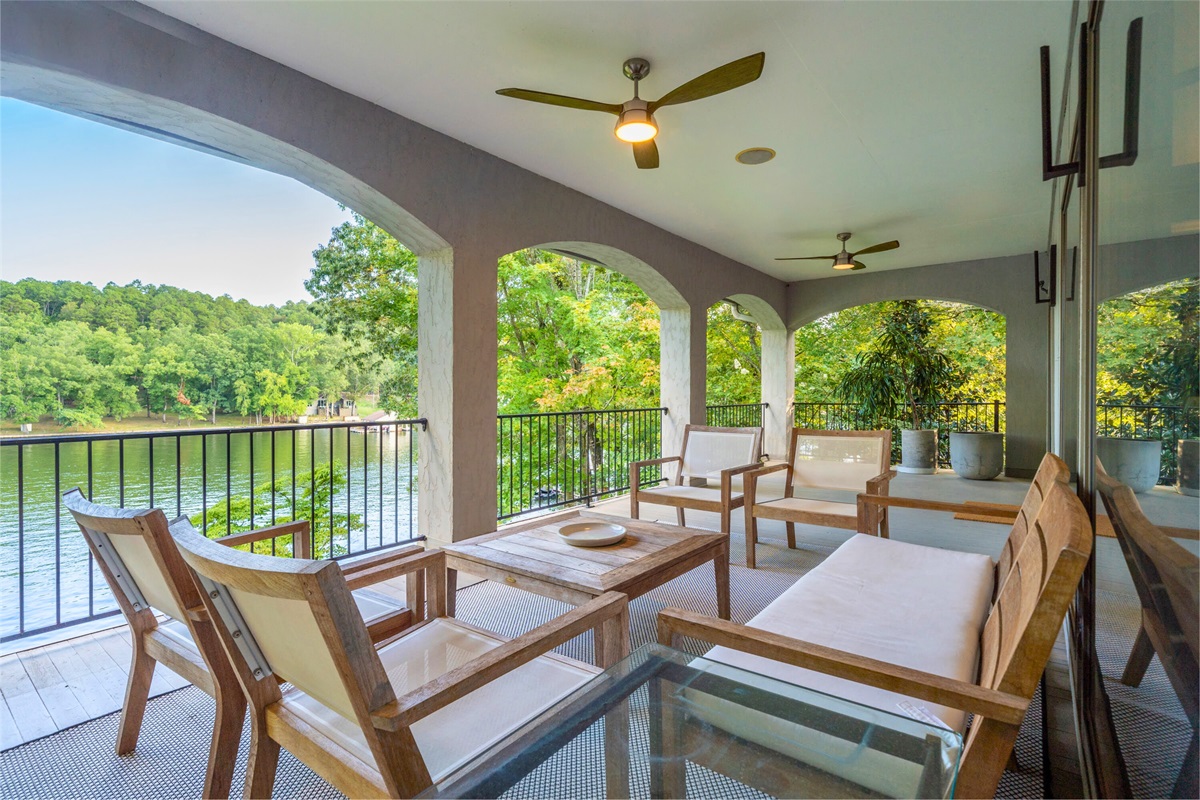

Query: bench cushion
(705, 534), (995, 732)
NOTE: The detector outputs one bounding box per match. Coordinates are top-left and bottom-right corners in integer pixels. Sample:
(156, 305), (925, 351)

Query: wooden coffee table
(443, 510), (730, 624)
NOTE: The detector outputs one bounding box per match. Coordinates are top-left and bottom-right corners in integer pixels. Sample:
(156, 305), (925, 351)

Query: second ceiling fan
(776, 232), (900, 271)
(496, 52), (765, 169)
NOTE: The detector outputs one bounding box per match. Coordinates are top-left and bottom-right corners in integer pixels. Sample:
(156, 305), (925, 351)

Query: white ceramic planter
(950, 432), (1005, 480)
(1177, 439), (1199, 497)
(897, 429), (938, 474)
(1095, 436), (1162, 494)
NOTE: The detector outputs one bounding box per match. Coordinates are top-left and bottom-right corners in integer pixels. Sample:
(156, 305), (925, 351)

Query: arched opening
(1096, 278), (1199, 485)
(793, 299), (1006, 467)
(494, 246), (673, 520)
(705, 299), (763, 427)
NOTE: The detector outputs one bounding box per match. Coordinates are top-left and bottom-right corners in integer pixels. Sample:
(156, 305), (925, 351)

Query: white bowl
(558, 522), (627, 547)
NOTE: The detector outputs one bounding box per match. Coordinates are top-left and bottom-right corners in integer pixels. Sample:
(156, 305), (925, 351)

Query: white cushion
(280, 618), (596, 781)
(639, 485), (740, 503)
(754, 496), (856, 519)
(705, 535), (995, 733)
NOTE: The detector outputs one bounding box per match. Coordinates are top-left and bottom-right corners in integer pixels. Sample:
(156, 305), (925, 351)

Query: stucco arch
(724, 293), (786, 332)
(534, 241), (687, 311)
(2, 63), (450, 256)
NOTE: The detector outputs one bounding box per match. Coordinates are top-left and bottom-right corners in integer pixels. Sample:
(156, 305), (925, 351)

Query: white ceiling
(147, 0), (1198, 282)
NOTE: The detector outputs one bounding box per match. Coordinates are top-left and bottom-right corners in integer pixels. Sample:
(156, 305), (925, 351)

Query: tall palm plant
(837, 301), (957, 430)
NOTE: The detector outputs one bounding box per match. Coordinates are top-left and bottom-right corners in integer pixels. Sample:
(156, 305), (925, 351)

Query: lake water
(0, 426), (419, 641)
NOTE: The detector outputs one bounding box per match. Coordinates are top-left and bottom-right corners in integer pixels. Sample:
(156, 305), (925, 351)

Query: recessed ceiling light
(735, 147), (776, 165)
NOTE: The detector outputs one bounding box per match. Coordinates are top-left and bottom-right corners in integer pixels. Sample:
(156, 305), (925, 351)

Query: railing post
(993, 400), (1001, 433)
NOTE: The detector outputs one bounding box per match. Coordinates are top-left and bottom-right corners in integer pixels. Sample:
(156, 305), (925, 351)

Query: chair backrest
(168, 517), (389, 725)
(786, 428), (891, 492)
(678, 425), (762, 482)
(994, 452), (1071, 587)
(63, 489), (198, 626)
(1097, 463), (1199, 667)
(971, 464), (1091, 725)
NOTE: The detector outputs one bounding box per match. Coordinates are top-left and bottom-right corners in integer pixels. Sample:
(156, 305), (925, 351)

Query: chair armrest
(865, 469), (897, 494)
(340, 544), (425, 578)
(344, 548), (443, 591)
(215, 520), (312, 558)
(856, 493), (981, 516)
(744, 461), (790, 506)
(657, 607), (1028, 725)
(630, 456), (682, 488)
(372, 591), (629, 731)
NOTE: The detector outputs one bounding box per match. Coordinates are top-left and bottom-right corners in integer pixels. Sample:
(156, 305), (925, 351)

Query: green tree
(190, 462), (361, 557)
(836, 301), (958, 429)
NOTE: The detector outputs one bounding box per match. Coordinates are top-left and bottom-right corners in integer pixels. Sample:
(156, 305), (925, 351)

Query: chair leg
(745, 512), (757, 569)
(879, 508), (890, 539)
(630, 492), (640, 520)
(244, 714), (280, 800)
(676, 507), (686, 527)
(1121, 624), (1156, 687)
(785, 522), (796, 549)
(203, 686), (246, 799)
(719, 507), (730, 534)
(116, 635), (155, 755)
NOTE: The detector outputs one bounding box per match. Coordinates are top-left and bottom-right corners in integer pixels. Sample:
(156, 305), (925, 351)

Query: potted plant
(837, 301), (957, 474)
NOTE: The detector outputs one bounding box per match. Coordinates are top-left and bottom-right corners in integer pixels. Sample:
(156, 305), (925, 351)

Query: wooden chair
(167, 517), (631, 799)
(660, 455), (1091, 800)
(630, 424), (763, 534)
(1096, 461), (1199, 799)
(63, 489), (421, 799)
(743, 428), (892, 568)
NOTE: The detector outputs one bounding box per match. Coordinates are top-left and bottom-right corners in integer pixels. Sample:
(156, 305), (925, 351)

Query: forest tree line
(1, 211), (1194, 429)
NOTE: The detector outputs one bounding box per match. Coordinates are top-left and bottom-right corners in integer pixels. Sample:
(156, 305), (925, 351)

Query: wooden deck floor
(2, 470), (1195, 780)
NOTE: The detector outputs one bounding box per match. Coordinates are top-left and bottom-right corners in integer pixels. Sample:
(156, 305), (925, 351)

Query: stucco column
(1002, 301), (1051, 479)
(761, 329), (795, 459)
(417, 246), (498, 546)
(659, 307), (707, 456)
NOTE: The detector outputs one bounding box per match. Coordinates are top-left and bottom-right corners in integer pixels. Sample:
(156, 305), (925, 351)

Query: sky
(0, 98), (352, 307)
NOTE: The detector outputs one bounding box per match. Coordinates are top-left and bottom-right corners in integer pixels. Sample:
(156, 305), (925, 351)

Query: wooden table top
(442, 511), (726, 596)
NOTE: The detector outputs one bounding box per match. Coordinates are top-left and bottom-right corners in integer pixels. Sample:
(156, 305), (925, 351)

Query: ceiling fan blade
(633, 139), (660, 169)
(851, 240), (900, 257)
(774, 254), (837, 261)
(496, 88), (622, 115)
(648, 52), (765, 112)
(850, 261), (868, 271)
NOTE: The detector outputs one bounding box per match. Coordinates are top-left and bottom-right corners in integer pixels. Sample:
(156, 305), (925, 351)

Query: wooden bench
(659, 452), (1091, 799)
(743, 428), (893, 568)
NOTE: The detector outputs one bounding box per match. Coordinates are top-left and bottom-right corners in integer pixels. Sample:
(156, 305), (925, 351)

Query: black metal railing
(794, 401), (1005, 466)
(1096, 404), (1199, 484)
(0, 419), (424, 644)
(497, 407), (665, 520)
(705, 403), (767, 428)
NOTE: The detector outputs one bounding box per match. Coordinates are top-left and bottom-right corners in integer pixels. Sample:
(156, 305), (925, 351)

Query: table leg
(715, 544), (730, 620)
(446, 567), (458, 617)
(603, 696), (631, 800)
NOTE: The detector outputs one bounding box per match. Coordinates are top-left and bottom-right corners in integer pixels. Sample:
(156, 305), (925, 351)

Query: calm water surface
(0, 426), (418, 640)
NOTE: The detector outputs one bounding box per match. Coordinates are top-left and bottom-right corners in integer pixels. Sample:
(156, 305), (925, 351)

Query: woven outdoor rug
(0, 527), (1183, 799)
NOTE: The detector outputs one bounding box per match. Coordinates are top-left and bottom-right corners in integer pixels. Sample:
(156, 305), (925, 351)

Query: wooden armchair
(63, 489), (421, 799)
(1096, 462), (1198, 799)
(168, 518), (630, 799)
(630, 424), (763, 534)
(743, 428), (891, 568)
(660, 464), (1091, 800)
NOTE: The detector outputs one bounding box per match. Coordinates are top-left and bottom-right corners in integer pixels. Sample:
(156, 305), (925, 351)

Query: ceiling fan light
(833, 253), (856, 270)
(615, 102), (657, 143)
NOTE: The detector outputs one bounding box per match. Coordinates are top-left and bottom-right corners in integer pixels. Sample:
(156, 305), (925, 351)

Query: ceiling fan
(776, 232), (900, 271)
(496, 52), (765, 170)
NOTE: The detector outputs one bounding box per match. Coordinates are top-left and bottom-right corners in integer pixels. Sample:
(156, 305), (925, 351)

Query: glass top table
(424, 643), (963, 799)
